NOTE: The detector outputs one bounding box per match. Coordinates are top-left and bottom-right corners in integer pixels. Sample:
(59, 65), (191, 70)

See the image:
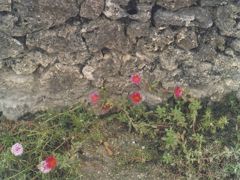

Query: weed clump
(0, 89), (239, 179)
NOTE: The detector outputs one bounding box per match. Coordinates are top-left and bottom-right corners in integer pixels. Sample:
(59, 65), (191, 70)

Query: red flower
(174, 86), (183, 98)
(37, 155), (57, 173)
(89, 91), (100, 105)
(130, 73), (141, 85)
(45, 156), (57, 169)
(129, 91), (142, 104)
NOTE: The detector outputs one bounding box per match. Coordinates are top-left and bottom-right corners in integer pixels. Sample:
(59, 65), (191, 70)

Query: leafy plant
(0, 92), (239, 179)
(162, 128), (179, 150)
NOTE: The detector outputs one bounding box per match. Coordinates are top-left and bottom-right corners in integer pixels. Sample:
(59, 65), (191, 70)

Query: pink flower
(38, 155), (57, 173)
(130, 73), (141, 85)
(174, 86), (183, 98)
(129, 91), (142, 105)
(11, 143), (23, 156)
(89, 91), (100, 105)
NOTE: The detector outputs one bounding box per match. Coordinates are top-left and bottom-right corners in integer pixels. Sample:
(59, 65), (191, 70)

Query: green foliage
(0, 93), (240, 179)
(188, 99), (202, 130)
(0, 105), (95, 179)
(216, 116), (228, 129)
(223, 145), (240, 178)
(116, 95), (239, 178)
(155, 106), (168, 121)
(201, 108), (214, 132)
(162, 128), (179, 150)
(170, 107), (186, 127)
(162, 152), (173, 165)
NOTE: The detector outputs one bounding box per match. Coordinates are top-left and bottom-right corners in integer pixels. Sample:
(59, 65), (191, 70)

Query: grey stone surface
(156, 0), (193, 11)
(80, 0), (104, 19)
(129, 4), (152, 22)
(104, 0), (152, 22)
(137, 28), (175, 52)
(0, 32), (24, 60)
(1, 0), (240, 120)
(26, 24), (90, 65)
(159, 46), (191, 71)
(154, 7), (213, 28)
(103, 0), (128, 20)
(200, 0), (228, 7)
(0, 14), (18, 36)
(216, 4), (240, 38)
(0, 0), (12, 12)
(10, 51), (54, 75)
(176, 28), (198, 50)
(9, 0), (79, 36)
(127, 22), (150, 43)
(230, 39), (240, 53)
(81, 18), (132, 53)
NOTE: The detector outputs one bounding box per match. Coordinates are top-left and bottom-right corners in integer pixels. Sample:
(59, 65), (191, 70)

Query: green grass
(0, 93), (240, 179)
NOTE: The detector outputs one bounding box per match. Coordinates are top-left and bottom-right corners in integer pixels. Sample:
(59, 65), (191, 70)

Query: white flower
(11, 143), (23, 156)
(37, 161), (51, 174)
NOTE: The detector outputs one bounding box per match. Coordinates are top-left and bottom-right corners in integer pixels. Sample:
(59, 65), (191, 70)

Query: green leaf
(201, 108), (214, 132)
(162, 128), (179, 150)
(162, 152), (174, 165)
(188, 99), (201, 128)
(156, 106), (168, 121)
(171, 107), (187, 127)
(216, 116), (228, 129)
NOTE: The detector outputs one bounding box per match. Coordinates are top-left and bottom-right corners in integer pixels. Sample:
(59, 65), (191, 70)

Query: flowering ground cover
(0, 75), (240, 179)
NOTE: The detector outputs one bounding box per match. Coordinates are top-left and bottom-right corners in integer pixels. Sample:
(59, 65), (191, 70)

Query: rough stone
(82, 65), (95, 81)
(10, 0), (79, 36)
(230, 39), (240, 53)
(0, 61), (3, 69)
(77, 0), (84, 6)
(111, 0), (130, 6)
(0, 63), (90, 119)
(10, 51), (54, 75)
(137, 28), (175, 52)
(127, 22), (150, 43)
(80, 0), (105, 19)
(82, 51), (122, 88)
(225, 48), (235, 57)
(197, 45), (217, 62)
(119, 54), (145, 76)
(129, 4), (152, 22)
(0, 14), (18, 36)
(206, 30), (226, 52)
(154, 7), (213, 28)
(151, 28), (175, 51)
(159, 46), (192, 71)
(26, 24), (90, 65)
(103, 0), (128, 20)
(0, 70), (38, 120)
(176, 28), (198, 50)
(139, 0), (155, 4)
(39, 63), (86, 94)
(1, 0), (240, 120)
(0, 0), (12, 12)
(200, 0), (228, 7)
(11, 57), (38, 75)
(104, 0), (152, 22)
(156, 0), (193, 11)
(81, 18), (132, 53)
(141, 91), (162, 106)
(216, 4), (240, 38)
(0, 32), (24, 60)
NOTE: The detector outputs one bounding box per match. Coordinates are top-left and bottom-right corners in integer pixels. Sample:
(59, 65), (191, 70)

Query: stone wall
(0, 0), (240, 120)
